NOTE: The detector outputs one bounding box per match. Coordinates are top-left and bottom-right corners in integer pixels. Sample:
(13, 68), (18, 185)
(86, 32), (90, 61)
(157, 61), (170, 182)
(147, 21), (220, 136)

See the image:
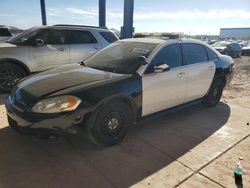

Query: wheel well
(119, 97), (138, 123)
(215, 75), (226, 87)
(0, 59), (30, 75)
(90, 95), (138, 125)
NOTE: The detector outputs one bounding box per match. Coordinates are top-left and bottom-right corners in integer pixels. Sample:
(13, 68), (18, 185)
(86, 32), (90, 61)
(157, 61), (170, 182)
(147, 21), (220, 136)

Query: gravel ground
(223, 56), (250, 108)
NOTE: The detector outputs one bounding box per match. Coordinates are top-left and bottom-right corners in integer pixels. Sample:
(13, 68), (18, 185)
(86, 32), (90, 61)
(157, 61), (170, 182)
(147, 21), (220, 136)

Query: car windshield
(6, 27), (40, 45)
(85, 41), (158, 74)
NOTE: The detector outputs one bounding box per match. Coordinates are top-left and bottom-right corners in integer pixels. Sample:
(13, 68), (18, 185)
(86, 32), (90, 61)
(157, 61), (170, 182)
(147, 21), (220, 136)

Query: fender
(213, 71), (227, 86)
(0, 58), (30, 74)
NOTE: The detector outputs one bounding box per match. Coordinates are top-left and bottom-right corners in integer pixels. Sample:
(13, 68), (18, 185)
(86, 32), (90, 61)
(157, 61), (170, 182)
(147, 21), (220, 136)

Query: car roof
(120, 38), (166, 44)
(119, 38), (221, 57)
(181, 38), (209, 45)
(0, 26), (10, 30)
(120, 38), (211, 46)
(33, 25), (111, 32)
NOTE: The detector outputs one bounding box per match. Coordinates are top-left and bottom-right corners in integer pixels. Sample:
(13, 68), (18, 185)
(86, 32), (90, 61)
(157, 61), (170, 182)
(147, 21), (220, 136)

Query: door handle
(57, 48), (64, 51)
(177, 72), (185, 78)
(209, 66), (214, 70)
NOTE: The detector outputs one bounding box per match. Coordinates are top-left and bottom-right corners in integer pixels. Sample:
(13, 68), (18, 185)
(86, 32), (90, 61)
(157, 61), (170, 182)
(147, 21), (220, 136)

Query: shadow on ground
(0, 102), (230, 188)
(0, 93), (7, 105)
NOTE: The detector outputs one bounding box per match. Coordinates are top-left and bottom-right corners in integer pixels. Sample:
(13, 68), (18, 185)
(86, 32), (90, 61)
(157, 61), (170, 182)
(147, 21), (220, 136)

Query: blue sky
(1, 0), (250, 35)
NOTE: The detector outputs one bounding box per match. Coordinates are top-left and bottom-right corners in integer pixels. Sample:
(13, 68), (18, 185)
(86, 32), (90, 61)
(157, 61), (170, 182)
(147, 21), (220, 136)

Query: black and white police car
(5, 38), (234, 146)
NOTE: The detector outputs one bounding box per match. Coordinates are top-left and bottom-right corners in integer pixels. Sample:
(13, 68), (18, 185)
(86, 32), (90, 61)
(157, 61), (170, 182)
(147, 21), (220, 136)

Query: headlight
(32, 95), (81, 113)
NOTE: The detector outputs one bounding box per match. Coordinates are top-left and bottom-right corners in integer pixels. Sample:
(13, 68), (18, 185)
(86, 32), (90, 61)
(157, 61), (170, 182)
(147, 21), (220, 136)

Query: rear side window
(100, 32), (118, 43)
(146, 43), (182, 73)
(206, 47), (218, 60)
(183, 43), (208, 65)
(67, 30), (97, 44)
(0, 28), (12, 37)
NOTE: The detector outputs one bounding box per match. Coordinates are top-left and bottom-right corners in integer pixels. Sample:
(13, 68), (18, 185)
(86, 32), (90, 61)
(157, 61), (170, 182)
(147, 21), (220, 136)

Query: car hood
(242, 46), (250, 50)
(14, 64), (128, 103)
(214, 46), (226, 50)
(0, 37), (11, 42)
(0, 42), (17, 48)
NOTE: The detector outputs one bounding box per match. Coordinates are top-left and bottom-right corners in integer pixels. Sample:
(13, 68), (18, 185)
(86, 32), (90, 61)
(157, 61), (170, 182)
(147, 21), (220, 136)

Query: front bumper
(5, 96), (85, 137)
(225, 64), (234, 87)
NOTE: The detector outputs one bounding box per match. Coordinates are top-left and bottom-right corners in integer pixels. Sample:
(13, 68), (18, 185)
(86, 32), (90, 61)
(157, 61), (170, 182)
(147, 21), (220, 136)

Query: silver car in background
(0, 24), (119, 92)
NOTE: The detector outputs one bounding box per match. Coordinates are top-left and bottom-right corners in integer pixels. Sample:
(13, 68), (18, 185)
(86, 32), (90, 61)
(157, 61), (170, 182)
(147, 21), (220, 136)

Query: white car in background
(0, 24), (119, 92)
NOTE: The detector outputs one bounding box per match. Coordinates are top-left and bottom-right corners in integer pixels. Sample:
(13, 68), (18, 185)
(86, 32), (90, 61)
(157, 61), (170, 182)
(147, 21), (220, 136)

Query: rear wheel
(203, 79), (224, 107)
(0, 63), (27, 92)
(87, 101), (132, 146)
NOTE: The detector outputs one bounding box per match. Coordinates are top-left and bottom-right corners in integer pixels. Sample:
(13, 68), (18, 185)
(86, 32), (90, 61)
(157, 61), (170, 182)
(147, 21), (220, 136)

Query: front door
(29, 29), (69, 72)
(142, 43), (188, 116)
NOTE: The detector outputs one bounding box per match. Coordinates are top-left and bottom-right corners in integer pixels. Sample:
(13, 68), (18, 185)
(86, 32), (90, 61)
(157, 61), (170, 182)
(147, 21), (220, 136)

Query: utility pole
(121, 0), (134, 38)
(40, 0), (47, 25)
(99, 0), (106, 27)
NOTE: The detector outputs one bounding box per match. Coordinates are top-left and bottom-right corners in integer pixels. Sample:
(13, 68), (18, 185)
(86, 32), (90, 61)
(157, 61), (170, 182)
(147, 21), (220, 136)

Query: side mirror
(137, 56), (149, 65)
(80, 60), (86, 66)
(33, 39), (44, 46)
(154, 63), (170, 73)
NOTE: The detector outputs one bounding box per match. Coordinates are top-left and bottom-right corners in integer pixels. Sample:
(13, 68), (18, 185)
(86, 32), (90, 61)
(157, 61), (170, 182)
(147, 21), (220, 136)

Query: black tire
(87, 101), (132, 146)
(0, 63), (27, 92)
(203, 79), (224, 107)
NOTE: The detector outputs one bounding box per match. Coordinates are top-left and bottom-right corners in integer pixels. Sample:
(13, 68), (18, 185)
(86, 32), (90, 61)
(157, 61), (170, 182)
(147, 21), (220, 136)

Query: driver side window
(40, 30), (66, 45)
(145, 43), (183, 74)
(29, 29), (66, 45)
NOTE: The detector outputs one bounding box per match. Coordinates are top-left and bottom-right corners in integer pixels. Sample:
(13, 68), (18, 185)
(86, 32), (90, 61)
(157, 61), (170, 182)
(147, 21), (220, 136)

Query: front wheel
(87, 101), (132, 146)
(0, 63), (27, 92)
(203, 79), (224, 107)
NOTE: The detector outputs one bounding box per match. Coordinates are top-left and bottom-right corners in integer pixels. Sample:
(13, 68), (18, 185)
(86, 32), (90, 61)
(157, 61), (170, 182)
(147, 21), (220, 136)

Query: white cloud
(48, 7), (250, 20)
(47, 7), (98, 18)
(64, 8), (98, 17)
(134, 9), (250, 20)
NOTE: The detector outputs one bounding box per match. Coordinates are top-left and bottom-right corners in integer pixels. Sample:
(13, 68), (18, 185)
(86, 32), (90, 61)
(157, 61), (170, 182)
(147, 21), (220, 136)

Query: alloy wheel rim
(102, 111), (124, 137)
(0, 67), (22, 88)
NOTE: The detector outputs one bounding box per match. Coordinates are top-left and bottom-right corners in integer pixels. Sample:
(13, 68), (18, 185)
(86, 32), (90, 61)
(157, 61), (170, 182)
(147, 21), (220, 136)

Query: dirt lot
(223, 56), (250, 108)
(0, 56), (249, 188)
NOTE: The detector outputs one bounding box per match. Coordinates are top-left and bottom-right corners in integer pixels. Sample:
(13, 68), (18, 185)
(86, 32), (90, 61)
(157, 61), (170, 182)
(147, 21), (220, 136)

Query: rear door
(182, 43), (216, 102)
(29, 29), (70, 71)
(66, 30), (99, 63)
(142, 43), (188, 116)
